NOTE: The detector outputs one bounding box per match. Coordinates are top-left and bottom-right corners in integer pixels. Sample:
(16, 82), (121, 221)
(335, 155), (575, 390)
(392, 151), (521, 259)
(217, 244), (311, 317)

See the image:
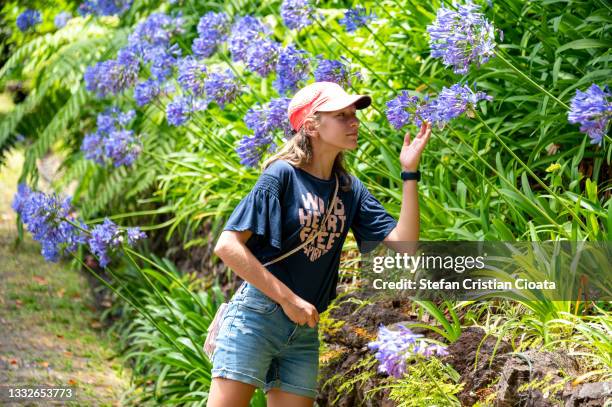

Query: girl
(207, 81), (432, 407)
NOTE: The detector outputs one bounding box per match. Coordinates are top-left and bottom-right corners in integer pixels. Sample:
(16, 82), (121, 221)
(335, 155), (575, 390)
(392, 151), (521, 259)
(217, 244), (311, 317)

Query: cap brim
(316, 95), (372, 112)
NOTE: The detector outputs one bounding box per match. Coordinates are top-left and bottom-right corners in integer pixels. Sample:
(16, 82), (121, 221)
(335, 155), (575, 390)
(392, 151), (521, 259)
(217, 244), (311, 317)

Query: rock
(563, 381), (612, 406)
(494, 350), (580, 407)
(443, 327), (512, 406)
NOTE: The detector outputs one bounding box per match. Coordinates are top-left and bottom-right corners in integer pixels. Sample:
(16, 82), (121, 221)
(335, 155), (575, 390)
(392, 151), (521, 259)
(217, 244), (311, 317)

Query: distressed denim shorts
(211, 282), (320, 399)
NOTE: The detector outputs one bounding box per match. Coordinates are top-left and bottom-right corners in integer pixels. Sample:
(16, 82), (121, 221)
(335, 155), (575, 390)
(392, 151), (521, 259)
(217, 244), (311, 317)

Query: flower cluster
(246, 40), (281, 77)
(274, 45), (311, 95)
(12, 184), (88, 262)
(237, 98), (292, 167)
(314, 56), (358, 89)
(84, 13), (184, 97)
(427, 1), (496, 74)
(386, 91), (424, 130)
(16, 9), (42, 32)
(193, 12), (230, 58)
(78, 0), (132, 16)
(166, 96), (206, 126)
(88, 218), (146, 267)
(281, 0), (314, 30)
(426, 83), (493, 126)
(367, 324), (448, 378)
(205, 70), (241, 109)
(81, 108), (141, 166)
(568, 84), (611, 145)
(386, 83), (492, 129)
(228, 16), (270, 63)
(54, 11), (72, 29)
(177, 56), (208, 97)
(13, 186), (146, 266)
(339, 6), (375, 32)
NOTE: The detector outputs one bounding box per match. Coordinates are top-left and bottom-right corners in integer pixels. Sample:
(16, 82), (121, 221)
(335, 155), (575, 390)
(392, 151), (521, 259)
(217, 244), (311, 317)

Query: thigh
(266, 388), (314, 407)
(211, 285), (293, 389)
(266, 325), (320, 399)
(207, 377), (256, 407)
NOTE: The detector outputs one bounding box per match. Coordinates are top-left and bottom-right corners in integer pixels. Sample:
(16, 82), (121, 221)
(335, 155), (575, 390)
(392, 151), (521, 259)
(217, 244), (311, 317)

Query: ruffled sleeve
(350, 178), (398, 254)
(223, 173), (283, 249)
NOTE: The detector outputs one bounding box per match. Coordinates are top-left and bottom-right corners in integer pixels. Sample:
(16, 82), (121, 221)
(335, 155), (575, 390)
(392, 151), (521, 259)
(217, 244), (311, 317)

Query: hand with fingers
(399, 122), (432, 171)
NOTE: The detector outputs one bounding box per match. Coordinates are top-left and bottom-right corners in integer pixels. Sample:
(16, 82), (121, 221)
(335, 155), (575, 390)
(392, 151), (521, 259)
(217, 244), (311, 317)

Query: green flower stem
(475, 114), (587, 231)
(123, 248), (207, 359)
(87, 207), (176, 224)
(494, 50), (569, 110)
(440, 128), (566, 234)
(124, 247), (210, 315)
(361, 23), (432, 88)
(312, 17), (393, 91)
(217, 51), (264, 106)
(69, 253), (185, 355)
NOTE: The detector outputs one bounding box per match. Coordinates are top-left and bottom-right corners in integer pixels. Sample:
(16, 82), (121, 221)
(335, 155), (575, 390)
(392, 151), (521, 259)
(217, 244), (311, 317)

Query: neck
(301, 141), (339, 181)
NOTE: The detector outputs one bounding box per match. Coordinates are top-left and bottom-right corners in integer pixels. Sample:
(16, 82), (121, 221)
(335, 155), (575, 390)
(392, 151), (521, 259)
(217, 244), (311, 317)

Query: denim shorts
(211, 282), (320, 399)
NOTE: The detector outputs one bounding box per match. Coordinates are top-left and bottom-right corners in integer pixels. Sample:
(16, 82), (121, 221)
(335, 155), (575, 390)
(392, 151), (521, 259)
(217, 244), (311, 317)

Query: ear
(303, 116), (319, 137)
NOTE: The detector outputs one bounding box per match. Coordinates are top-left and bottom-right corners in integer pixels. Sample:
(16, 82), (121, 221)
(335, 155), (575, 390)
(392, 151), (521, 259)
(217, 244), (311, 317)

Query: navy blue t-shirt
(223, 159), (398, 313)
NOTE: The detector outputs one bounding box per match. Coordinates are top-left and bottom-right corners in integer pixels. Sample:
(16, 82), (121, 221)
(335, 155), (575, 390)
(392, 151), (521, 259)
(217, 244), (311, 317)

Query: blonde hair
(262, 113), (353, 192)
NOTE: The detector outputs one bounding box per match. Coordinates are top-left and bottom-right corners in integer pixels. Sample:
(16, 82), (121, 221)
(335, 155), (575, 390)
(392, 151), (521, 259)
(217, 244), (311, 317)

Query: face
(305, 104), (360, 151)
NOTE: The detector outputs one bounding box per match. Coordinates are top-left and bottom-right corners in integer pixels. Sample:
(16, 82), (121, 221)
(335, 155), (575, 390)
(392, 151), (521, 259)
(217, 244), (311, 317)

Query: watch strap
(401, 170), (421, 181)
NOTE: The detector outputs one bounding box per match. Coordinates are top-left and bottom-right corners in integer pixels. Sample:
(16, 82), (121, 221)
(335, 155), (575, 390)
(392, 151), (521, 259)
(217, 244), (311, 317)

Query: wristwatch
(401, 170), (421, 182)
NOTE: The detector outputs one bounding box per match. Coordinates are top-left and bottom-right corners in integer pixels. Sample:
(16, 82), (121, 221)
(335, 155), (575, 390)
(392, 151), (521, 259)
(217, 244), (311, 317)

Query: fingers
(403, 130), (411, 146)
(416, 121), (430, 138)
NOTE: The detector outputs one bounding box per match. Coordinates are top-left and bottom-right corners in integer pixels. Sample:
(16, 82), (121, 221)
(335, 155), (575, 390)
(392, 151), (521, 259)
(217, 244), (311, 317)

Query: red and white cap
(287, 82), (371, 132)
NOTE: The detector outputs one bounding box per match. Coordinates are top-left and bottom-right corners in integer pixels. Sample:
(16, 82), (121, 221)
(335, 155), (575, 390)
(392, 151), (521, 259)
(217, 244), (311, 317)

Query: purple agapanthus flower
(339, 6), (375, 32)
(82, 132), (106, 165)
(193, 11), (230, 58)
(134, 79), (160, 106)
(84, 12), (184, 99)
(166, 96), (206, 126)
(84, 57), (140, 97)
(314, 56), (357, 89)
(204, 70), (241, 109)
(16, 9), (42, 32)
(568, 84), (611, 145)
(78, 0), (132, 16)
(426, 82), (492, 126)
(228, 16), (270, 63)
(81, 107), (141, 166)
(148, 44), (181, 82)
(104, 129), (141, 167)
(177, 56), (207, 96)
(246, 39), (281, 77)
(386, 91), (423, 130)
(274, 45), (311, 95)
(367, 324), (448, 378)
(166, 96), (192, 126)
(427, 1), (496, 74)
(54, 11), (72, 29)
(129, 13), (184, 53)
(281, 0), (314, 30)
(12, 185), (88, 262)
(88, 218), (146, 267)
(238, 98), (291, 167)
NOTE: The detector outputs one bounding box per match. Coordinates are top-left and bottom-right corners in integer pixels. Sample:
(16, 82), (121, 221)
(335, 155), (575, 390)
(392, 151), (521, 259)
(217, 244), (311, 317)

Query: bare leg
(266, 388), (315, 407)
(206, 377), (256, 407)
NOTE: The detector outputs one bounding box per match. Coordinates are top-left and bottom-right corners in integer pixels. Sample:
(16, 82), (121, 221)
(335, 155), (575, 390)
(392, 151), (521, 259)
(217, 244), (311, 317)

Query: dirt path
(0, 151), (130, 406)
